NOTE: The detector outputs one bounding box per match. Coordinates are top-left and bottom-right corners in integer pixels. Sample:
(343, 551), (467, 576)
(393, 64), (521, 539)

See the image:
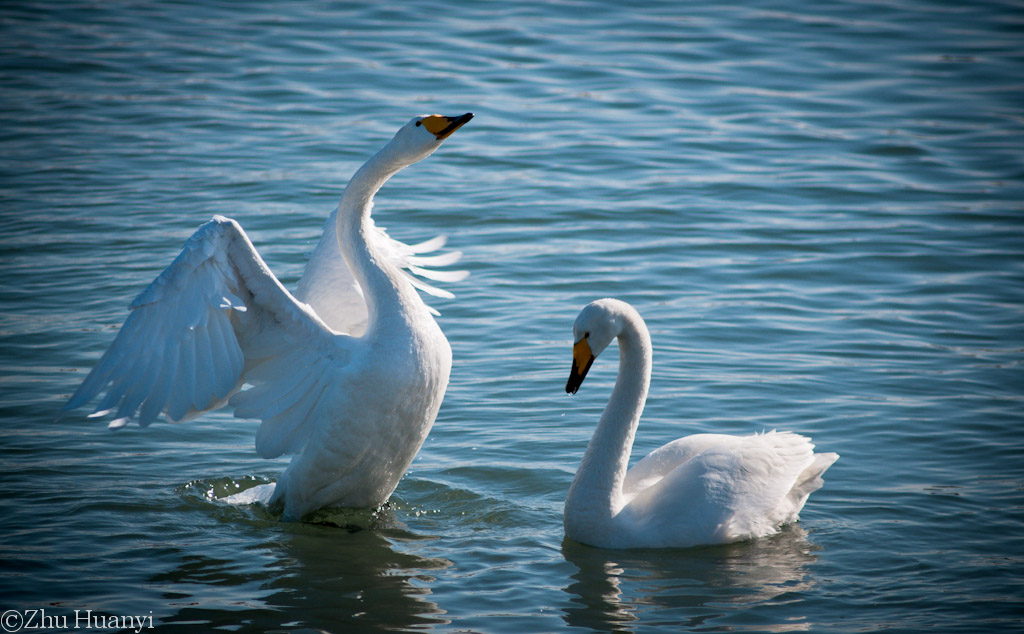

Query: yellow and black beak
(566, 337), (595, 395)
(420, 112), (474, 140)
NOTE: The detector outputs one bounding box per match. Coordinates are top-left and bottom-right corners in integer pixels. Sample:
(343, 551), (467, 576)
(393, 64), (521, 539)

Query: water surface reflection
(561, 526), (821, 632)
(153, 505), (451, 632)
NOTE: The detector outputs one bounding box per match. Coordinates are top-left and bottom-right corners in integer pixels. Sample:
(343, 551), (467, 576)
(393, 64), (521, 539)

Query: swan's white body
(564, 299), (838, 549)
(64, 113), (473, 520)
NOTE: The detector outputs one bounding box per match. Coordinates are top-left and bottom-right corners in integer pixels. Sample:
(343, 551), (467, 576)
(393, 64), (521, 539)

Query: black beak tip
(565, 372), (583, 395)
(436, 113), (474, 139)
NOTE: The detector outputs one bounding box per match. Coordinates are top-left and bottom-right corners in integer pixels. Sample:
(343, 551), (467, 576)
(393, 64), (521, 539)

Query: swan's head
(565, 299), (628, 394)
(385, 113), (474, 164)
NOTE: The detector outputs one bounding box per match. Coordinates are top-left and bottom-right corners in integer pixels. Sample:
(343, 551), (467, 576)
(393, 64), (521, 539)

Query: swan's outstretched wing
(296, 209), (468, 335)
(64, 216), (355, 460)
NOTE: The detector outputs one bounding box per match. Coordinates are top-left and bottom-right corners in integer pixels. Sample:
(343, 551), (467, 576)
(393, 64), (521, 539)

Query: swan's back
(621, 431), (838, 548)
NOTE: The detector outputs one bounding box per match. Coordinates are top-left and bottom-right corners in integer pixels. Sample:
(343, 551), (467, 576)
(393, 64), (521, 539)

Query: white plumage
(64, 113), (474, 520)
(563, 298), (838, 549)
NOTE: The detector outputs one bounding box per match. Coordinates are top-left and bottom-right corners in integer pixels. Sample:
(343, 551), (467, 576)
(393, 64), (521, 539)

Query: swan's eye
(584, 332), (590, 339)
(415, 120), (422, 127)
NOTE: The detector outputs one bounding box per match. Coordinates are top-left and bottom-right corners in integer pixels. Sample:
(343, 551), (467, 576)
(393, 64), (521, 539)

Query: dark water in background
(2, 1), (1022, 631)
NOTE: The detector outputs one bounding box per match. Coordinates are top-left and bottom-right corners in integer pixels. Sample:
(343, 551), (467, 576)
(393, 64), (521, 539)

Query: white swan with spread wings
(64, 113), (474, 520)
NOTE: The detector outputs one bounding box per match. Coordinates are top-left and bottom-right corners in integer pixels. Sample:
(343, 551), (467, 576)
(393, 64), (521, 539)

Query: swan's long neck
(336, 145), (427, 336)
(567, 309), (652, 518)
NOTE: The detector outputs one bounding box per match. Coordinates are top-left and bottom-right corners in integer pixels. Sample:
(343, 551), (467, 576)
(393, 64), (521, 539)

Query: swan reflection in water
(561, 525), (823, 632)
(156, 486), (452, 631)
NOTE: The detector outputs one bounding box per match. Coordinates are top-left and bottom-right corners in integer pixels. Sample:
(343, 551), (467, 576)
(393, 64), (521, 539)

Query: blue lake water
(2, 0), (1023, 631)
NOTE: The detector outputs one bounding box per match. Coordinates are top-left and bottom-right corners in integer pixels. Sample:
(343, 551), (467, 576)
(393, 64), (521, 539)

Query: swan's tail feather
(788, 451), (839, 511)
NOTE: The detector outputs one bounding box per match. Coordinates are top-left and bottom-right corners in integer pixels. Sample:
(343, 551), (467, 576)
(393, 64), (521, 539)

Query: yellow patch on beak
(573, 337), (593, 370)
(420, 113), (474, 140)
(566, 336), (595, 394)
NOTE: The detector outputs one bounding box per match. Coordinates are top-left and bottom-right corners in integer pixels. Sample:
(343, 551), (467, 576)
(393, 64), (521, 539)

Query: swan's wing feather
(624, 433), (728, 495)
(404, 234), (448, 253)
(231, 341), (353, 460)
(137, 341), (178, 426)
(296, 210), (467, 333)
(625, 431), (831, 543)
(65, 218), (250, 426)
(64, 216), (347, 440)
(212, 220), (364, 460)
(712, 431), (826, 533)
(246, 360), (333, 459)
(406, 263), (469, 283)
(383, 224), (468, 303)
(406, 250), (463, 268)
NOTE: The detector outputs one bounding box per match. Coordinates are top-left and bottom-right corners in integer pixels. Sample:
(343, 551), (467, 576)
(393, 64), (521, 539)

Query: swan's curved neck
(336, 145), (426, 336)
(568, 309), (652, 517)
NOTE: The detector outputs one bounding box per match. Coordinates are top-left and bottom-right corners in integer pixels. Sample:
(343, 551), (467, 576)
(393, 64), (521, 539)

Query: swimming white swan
(563, 298), (838, 549)
(64, 113), (474, 520)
